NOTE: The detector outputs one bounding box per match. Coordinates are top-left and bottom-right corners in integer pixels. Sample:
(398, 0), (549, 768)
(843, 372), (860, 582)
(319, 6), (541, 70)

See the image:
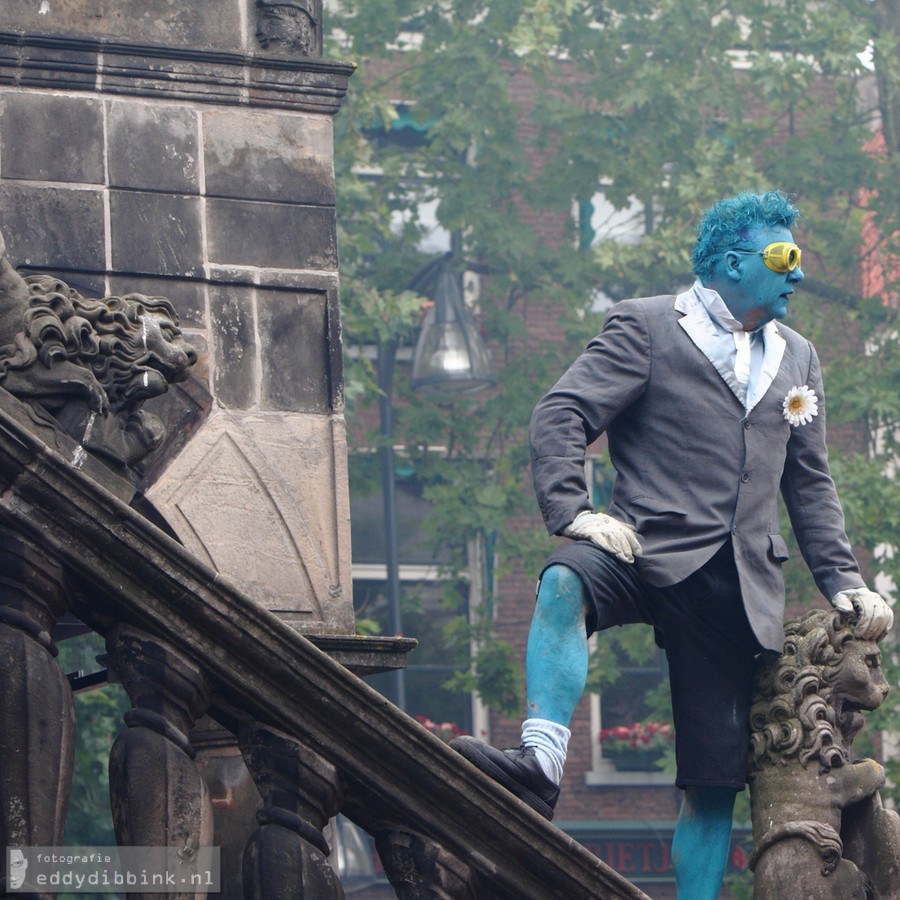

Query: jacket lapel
(674, 289), (745, 404)
(674, 290), (786, 413)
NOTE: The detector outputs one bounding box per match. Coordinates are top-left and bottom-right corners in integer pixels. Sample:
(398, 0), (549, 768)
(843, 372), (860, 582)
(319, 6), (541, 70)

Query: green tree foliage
(56, 635), (129, 847)
(63, 688), (129, 846)
(330, 0), (900, 772)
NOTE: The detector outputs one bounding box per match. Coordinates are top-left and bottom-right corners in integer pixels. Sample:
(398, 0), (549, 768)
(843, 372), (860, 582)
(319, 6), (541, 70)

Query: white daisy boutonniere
(782, 385), (819, 427)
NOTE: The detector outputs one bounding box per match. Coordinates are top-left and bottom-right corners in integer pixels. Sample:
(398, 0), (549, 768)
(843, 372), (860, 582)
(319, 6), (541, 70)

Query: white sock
(521, 717), (570, 785)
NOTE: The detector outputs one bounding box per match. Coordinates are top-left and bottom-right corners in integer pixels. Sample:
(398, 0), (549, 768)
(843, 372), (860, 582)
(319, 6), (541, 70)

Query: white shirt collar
(690, 280), (754, 334)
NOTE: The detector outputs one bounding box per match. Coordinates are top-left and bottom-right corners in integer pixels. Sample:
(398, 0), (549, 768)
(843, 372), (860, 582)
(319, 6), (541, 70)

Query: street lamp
(379, 253), (495, 709)
(411, 254), (496, 394)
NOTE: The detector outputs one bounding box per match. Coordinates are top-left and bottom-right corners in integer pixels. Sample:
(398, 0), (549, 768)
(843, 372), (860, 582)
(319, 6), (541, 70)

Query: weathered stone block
(210, 285), (257, 410)
(0, 183), (105, 271)
(50, 272), (108, 300)
(203, 109), (334, 205)
(110, 190), (204, 277)
(100, 52), (244, 102)
(0, 92), (104, 184)
(206, 199), (337, 270)
(106, 274), (207, 328)
(257, 289), (329, 413)
(1, 1), (243, 52)
(145, 411), (355, 633)
(15, 41), (99, 90)
(139, 362), (213, 488)
(107, 100), (200, 194)
(247, 63), (355, 115)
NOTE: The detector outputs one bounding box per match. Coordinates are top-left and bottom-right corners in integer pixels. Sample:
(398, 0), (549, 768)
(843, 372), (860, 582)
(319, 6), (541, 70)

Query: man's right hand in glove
(562, 511), (642, 564)
(831, 587), (894, 641)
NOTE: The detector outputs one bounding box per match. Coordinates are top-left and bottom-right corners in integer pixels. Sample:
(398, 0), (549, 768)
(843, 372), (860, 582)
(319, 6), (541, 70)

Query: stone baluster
(0, 532), (74, 897)
(238, 723), (344, 899)
(105, 623), (213, 900)
(373, 827), (476, 900)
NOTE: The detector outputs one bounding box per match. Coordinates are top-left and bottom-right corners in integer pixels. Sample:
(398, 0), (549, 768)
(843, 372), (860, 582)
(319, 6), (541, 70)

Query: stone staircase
(0, 388), (649, 899)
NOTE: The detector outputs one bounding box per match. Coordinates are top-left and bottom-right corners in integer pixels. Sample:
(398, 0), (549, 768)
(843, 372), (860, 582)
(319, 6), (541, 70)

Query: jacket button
(743, 419), (751, 429)
(741, 472), (750, 483)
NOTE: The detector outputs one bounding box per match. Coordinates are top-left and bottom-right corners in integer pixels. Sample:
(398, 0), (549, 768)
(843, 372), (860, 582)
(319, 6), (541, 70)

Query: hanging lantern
(411, 258), (495, 394)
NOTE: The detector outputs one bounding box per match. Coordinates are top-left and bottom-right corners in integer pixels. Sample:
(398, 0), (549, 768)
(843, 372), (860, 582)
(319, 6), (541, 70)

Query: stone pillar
(105, 623), (213, 900)
(0, 8), (414, 896)
(0, 533), (75, 872)
(0, 2), (356, 636)
(238, 723), (345, 899)
(374, 828), (476, 900)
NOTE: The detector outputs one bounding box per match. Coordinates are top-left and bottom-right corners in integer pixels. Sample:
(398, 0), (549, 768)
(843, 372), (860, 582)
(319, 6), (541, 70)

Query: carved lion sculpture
(0, 234), (197, 471)
(748, 609), (900, 899)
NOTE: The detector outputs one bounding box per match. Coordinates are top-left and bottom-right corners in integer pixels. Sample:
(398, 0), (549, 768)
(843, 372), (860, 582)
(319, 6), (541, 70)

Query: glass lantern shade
(411, 263), (495, 394)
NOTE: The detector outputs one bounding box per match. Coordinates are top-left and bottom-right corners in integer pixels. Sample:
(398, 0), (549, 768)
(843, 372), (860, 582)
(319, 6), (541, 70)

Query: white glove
(831, 587), (894, 640)
(562, 511), (642, 564)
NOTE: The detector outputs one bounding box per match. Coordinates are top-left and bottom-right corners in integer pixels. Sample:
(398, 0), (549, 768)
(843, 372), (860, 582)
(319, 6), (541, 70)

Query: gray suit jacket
(530, 291), (864, 652)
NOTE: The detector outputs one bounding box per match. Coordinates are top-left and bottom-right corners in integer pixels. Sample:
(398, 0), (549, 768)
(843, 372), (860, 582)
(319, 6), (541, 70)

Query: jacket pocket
(628, 496), (688, 516)
(768, 532), (790, 562)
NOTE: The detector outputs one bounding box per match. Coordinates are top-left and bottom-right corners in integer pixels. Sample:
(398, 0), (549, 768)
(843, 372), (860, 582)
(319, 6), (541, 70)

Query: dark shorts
(541, 540), (764, 790)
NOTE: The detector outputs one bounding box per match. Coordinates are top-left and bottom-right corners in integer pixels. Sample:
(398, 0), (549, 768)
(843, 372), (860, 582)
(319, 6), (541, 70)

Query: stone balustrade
(0, 386), (649, 899)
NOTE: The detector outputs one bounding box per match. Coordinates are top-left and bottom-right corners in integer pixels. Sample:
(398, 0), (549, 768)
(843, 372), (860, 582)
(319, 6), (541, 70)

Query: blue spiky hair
(692, 191), (800, 281)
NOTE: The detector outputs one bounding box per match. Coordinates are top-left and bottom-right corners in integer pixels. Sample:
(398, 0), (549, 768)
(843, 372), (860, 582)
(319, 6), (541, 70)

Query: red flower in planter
(599, 721), (675, 752)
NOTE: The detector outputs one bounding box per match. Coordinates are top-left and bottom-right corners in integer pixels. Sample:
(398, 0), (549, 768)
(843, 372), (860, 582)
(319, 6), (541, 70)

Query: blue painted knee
(535, 564), (588, 628)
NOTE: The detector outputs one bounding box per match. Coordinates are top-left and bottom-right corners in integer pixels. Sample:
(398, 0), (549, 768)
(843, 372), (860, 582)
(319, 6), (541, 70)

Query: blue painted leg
(448, 564), (586, 817)
(526, 564), (589, 726)
(671, 786), (737, 900)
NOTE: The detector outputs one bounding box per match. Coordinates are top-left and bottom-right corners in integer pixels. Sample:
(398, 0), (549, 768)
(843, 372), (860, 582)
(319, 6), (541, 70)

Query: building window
(390, 194), (453, 256)
(577, 189), (647, 250)
(585, 456), (675, 785)
(349, 456), (477, 737)
(576, 187), (649, 311)
(587, 654), (674, 785)
(359, 103), (453, 257)
(353, 577), (473, 734)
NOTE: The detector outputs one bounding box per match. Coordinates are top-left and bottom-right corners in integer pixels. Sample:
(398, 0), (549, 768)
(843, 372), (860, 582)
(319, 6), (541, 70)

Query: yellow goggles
(733, 241), (802, 273)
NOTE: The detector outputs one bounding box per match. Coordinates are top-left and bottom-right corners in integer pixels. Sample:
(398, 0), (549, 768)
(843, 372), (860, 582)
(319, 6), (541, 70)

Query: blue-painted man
(451, 190), (893, 898)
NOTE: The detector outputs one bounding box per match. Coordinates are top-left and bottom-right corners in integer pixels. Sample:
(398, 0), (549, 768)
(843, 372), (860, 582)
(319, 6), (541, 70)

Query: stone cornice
(0, 30), (356, 114)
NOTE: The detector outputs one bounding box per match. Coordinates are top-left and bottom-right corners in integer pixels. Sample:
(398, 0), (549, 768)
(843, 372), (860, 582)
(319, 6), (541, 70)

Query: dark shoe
(449, 736), (559, 820)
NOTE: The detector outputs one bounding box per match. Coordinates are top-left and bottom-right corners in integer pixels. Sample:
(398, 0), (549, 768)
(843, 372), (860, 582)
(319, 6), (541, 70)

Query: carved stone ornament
(374, 827), (475, 900)
(0, 230), (197, 474)
(238, 723), (345, 899)
(748, 609), (900, 899)
(255, 0), (319, 55)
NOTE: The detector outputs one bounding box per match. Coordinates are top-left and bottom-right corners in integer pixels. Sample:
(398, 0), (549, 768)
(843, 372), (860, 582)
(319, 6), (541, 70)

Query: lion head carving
(749, 609), (888, 777)
(0, 270), (197, 470)
(20, 275), (196, 410)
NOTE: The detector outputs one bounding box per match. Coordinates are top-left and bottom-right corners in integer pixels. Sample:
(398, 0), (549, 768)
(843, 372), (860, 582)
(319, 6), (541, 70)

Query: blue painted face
(725, 225), (804, 330)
